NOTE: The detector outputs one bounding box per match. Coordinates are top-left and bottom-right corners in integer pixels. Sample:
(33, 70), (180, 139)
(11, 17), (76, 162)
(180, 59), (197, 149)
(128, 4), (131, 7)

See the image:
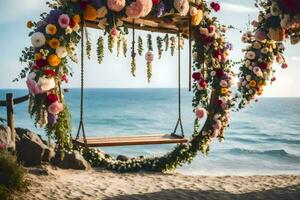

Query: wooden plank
(74, 134), (188, 147)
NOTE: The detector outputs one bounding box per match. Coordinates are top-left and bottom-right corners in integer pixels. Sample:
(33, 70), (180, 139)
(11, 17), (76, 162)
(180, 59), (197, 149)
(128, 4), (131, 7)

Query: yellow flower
(46, 24), (57, 35)
(48, 38), (61, 49)
(48, 54), (61, 67)
(34, 53), (43, 60)
(27, 21), (33, 29)
(249, 80), (257, 87)
(221, 87), (228, 94)
(84, 5), (97, 21)
(73, 14), (81, 24)
(191, 10), (203, 26)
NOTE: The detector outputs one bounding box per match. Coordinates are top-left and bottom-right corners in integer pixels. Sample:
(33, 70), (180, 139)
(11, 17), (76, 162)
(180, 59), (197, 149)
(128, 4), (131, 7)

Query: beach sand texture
(17, 165), (300, 200)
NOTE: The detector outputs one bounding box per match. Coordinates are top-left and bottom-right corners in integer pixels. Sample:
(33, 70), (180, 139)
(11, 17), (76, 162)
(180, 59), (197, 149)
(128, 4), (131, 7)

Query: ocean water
(1, 89), (300, 176)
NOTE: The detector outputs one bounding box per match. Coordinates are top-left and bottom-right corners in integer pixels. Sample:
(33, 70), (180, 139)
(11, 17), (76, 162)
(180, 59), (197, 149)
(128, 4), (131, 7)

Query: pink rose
(255, 30), (267, 41)
(281, 63), (288, 69)
(58, 14), (70, 29)
(110, 28), (119, 37)
(213, 120), (222, 130)
(26, 79), (46, 94)
(145, 51), (154, 63)
(48, 102), (64, 115)
(0, 143), (6, 151)
(195, 108), (207, 119)
(126, 0), (145, 18)
(107, 0), (125, 12)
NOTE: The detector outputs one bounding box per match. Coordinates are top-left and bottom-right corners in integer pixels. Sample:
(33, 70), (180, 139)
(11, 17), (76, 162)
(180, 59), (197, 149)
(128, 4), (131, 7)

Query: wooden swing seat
(74, 134), (188, 147)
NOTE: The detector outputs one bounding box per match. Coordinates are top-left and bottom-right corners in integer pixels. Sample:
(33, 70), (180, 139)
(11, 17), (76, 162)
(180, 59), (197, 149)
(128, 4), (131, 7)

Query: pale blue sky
(0, 0), (299, 96)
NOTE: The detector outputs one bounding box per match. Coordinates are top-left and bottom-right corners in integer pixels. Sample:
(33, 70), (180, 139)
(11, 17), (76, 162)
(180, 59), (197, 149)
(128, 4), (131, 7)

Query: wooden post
(6, 93), (15, 144)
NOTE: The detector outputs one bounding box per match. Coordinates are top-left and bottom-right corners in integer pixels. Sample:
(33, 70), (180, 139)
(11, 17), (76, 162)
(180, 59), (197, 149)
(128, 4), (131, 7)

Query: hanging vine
(138, 36), (143, 56)
(97, 35), (104, 64)
(156, 36), (163, 59)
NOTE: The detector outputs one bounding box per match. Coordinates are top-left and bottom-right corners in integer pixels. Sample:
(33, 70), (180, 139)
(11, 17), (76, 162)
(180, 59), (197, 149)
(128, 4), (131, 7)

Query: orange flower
(257, 87), (263, 95)
(73, 14), (81, 24)
(27, 21), (33, 29)
(48, 54), (61, 67)
(258, 81), (265, 87)
(34, 53), (43, 60)
(84, 5), (97, 21)
(48, 38), (60, 49)
(249, 80), (257, 87)
(46, 24), (57, 35)
(221, 87), (228, 94)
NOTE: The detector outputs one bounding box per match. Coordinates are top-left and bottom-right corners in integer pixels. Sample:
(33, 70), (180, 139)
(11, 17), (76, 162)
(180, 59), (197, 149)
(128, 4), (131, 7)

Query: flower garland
(17, 0), (236, 172)
(238, 0), (300, 108)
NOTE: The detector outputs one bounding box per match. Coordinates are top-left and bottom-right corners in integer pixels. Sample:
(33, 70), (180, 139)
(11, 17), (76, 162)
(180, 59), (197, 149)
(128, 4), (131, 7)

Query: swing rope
(171, 31), (184, 138)
(76, 21), (87, 146)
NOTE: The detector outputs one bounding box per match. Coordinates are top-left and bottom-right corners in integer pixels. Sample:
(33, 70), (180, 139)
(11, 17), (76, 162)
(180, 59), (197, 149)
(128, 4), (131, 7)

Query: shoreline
(18, 165), (300, 200)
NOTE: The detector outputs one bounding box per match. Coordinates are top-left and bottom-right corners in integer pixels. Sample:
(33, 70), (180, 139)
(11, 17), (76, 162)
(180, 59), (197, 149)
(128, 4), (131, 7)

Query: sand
(16, 165), (300, 200)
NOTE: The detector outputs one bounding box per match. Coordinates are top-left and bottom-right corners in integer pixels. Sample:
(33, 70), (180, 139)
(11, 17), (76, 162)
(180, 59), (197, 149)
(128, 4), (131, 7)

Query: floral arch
(17, 0), (235, 172)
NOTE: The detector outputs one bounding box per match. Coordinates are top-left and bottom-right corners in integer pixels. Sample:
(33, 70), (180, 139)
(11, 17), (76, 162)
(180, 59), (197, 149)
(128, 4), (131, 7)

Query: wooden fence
(0, 93), (29, 132)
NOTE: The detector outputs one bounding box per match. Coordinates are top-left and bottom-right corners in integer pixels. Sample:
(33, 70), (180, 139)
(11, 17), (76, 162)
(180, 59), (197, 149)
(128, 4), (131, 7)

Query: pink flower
(107, 0), (125, 12)
(219, 80), (228, 87)
(48, 102), (64, 115)
(145, 51), (154, 63)
(174, 0), (189, 16)
(126, 0), (152, 18)
(110, 28), (119, 37)
(255, 30), (267, 41)
(281, 63), (288, 69)
(58, 14), (70, 29)
(26, 79), (46, 94)
(213, 120), (222, 130)
(0, 143), (6, 151)
(195, 108), (207, 119)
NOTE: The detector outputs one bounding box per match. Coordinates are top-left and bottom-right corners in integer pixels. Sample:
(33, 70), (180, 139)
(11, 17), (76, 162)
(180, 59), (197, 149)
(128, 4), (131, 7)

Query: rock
(117, 155), (129, 161)
(15, 128), (55, 167)
(0, 125), (16, 151)
(54, 150), (91, 170)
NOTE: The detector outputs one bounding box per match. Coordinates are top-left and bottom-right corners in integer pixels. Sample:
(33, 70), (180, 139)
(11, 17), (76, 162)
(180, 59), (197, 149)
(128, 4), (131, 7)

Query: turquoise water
(1, 89), (300, 175)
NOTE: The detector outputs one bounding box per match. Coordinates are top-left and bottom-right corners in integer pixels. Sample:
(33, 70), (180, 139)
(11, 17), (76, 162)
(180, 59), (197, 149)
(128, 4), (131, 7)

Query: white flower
(219, 80), (228, 87)
(31, 32), (46, 48)
(56, 47), (68, 58)
(210, 71), (216, 76)
(253, 41), (261, 49)
(98, 18), (108, 30)
(245, 51), (256, 60)
(65, 26), (73, 34)
(248, 89), (254, 95)
(246, 75), (252, 81)
(260, 47), (269, 54)
(290, 36), (300, 45)
(199, 28), (208, 36)
(190, 6), (198, 16)
(174, 0), (189, 16)
(73, 24), (80, 32)
(253, 67), (263, 77)
(37, 77), (55, 91)
(245, 60), (251, 68)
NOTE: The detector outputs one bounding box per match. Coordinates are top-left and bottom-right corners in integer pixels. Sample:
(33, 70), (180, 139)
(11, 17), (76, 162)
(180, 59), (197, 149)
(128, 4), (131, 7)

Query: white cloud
(292, 56), (300, 61)
(220, 2), (257, 13)
(0, 0), (47, 23)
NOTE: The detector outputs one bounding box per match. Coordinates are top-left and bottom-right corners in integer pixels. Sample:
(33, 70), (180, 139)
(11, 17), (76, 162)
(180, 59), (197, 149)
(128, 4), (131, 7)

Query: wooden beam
(6, 93), (15, 142)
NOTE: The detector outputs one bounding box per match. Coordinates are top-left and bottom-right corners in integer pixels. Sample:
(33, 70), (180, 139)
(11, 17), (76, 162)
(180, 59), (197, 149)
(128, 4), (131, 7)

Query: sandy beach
(15, 165), (300, 200)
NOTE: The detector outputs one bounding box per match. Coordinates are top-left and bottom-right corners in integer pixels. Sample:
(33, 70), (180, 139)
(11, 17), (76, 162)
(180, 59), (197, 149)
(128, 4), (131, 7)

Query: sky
(0, 0), (299, 97)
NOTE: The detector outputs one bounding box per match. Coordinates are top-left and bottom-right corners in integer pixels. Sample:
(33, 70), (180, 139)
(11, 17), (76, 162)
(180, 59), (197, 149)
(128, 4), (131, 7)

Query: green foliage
(156, 36), (163, 59)
(122, 37), (127, 57)
(108, 35), (114, 53)
(146, 62), (152, 83)
(0, 150), (26, 199)
(85, 28), (92, 60)
(45, 104), (72, 158)
(138, 36), (143, 56)
(164, 34), (169, 51)
(97, 35), (104, 64)
(147, 34), (153, 51)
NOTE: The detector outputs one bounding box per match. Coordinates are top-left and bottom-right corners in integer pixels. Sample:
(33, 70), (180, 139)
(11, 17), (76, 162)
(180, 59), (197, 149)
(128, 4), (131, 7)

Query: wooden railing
(0, 93), (29, 132)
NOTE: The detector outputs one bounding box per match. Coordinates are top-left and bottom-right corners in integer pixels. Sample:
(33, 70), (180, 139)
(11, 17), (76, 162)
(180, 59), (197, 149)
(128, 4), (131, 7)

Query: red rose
(44, 69), (57, 77)
(210, 2), (221, 12)
(192, 72), (202, 81)
(258, 63), (268, 70)
(200, 34), (213, 45)
(35, 59), (48, 68)
(215, 69), (224, 78)
(214, 49), (223, 60)
(152, 0), (160, 5)
(199, 79), (207, 88)
(69, 19), (76, 28)
(283, 0), (300, 13)
(46, 93), (58, 104)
